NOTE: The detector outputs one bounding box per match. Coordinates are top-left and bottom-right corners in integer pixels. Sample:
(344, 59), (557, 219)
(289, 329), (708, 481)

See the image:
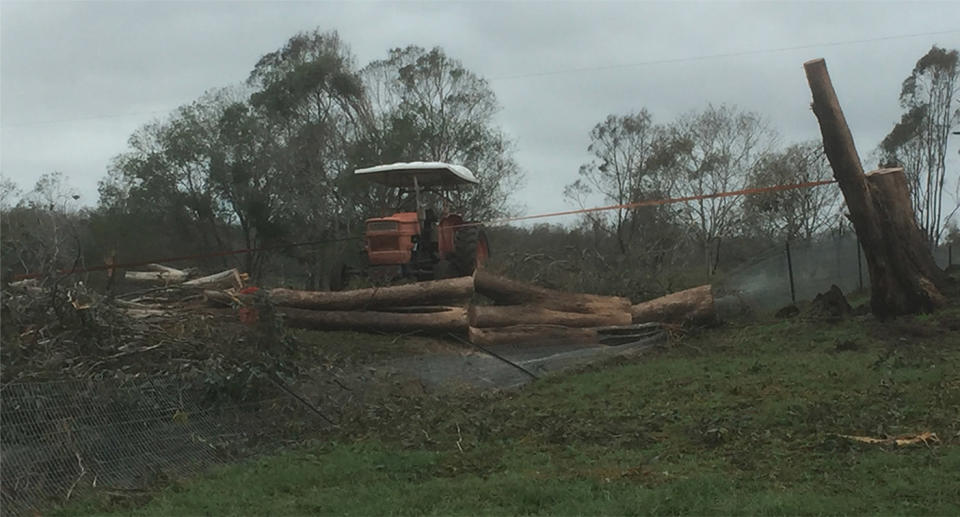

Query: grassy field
(59, 298), (960, 515)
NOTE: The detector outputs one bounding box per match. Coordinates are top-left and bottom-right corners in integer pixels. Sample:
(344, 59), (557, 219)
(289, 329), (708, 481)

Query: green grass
(59, 303), (960, 516)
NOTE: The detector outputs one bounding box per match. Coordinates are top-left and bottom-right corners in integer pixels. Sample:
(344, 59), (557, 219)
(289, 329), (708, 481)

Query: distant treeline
(1, 32), (956, 298)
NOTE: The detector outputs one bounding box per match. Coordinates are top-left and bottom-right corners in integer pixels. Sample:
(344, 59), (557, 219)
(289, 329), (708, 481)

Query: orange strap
(479, 178), (837, 227)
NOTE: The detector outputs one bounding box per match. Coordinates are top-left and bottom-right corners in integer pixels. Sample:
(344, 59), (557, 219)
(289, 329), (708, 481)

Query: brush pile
(0, 266), (306, 387)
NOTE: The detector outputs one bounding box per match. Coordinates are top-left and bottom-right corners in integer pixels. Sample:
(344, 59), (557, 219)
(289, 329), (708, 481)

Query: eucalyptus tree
(879, 45), (959, 247)
(565, 110), (682, 255)
(743, 141), (840, 241)
(670, 104), (777, 276)
(359, 46), (522, 221)
(97, 91), (236, 262)
(244, 30), (372, 286)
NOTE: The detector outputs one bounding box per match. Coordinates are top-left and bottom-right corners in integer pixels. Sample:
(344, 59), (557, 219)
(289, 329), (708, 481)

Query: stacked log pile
(468, 271), (634, 346)
(203, 270), (717, 344)
(205, 276), (474, 335)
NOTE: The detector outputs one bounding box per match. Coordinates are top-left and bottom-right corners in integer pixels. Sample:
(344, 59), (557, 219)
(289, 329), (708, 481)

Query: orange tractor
(348, 162), (490, 284)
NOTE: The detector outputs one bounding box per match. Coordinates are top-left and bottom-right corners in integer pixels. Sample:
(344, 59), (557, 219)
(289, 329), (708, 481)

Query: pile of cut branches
(1, 274), (312, 398)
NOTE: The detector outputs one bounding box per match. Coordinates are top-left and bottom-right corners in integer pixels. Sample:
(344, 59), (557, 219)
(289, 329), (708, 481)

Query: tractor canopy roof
(354, 162), (479, 188)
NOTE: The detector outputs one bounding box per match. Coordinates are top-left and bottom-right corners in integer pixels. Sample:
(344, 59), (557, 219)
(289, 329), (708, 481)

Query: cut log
(280, 306), (467, 334)
(631, 285), (716, 326)
(469, 304), (632, 328)
(473, 271), (631, 313)
(124, 270), (189, 284)
(468, 325), (598, 347)
(268, 276), (473, 311)
(182, 268), (244, 289)
(804, 58), (948, 318)
(142, 263), (186, 275)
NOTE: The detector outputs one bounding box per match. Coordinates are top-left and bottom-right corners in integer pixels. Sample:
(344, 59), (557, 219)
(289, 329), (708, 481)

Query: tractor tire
(452, 226), (490, 276)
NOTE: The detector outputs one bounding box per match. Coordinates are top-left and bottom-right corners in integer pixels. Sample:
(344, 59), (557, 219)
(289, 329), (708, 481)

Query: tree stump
(804, 58), (948, 318)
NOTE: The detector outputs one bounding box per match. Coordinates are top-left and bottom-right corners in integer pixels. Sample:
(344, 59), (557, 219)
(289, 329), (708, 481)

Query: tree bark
(280, 306), (467, 334)
(474, 270), (631, 313)
(804, 58), (947, 318)
(469, 304), (632, 328)
(268, 276), (474, 311)
(468, 325), (599, 347)
(630, 285), (716, 326)
(124, 269), (189, 284)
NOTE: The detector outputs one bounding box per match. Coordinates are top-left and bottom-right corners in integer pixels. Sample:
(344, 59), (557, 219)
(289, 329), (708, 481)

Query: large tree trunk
(631, 285), (716, 326)
(469, 304), (632, 328)
(474, 270), (631, 313)
(280, 306), (467, 334)
(268, 276), (474, 311)
(468, 325), (599, 347)
(804, 58), (947, 318)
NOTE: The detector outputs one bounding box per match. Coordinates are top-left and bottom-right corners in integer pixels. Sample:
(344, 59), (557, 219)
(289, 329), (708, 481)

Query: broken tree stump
(279, 306), (468, 334)
(630, 285), (716, 326)
(474, 270), (632, 313)
(469, 304), (632, 328)
(804, 58), (948, 318)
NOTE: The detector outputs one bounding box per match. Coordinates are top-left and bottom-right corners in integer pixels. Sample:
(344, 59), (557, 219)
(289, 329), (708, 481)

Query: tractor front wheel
(452, 226), (490, 276)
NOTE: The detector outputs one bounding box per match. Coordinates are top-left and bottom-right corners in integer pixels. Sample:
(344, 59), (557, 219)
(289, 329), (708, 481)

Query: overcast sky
(2, 1), (959, 223)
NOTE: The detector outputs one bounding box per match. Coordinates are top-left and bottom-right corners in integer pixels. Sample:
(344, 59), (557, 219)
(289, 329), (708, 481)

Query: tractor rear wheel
(452, 226), (489, 276)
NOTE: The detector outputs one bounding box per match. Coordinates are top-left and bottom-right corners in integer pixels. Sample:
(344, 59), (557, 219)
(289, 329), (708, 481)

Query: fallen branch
(182, 269), (245, 289)
(268, 276), (474, 311)
(836, 432), (939, 447)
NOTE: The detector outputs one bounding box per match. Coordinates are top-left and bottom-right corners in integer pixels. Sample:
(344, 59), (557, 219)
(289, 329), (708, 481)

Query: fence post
(949, 244), (953, 268)
(785, 240), (796, 304)
(856, 235), (863, 290)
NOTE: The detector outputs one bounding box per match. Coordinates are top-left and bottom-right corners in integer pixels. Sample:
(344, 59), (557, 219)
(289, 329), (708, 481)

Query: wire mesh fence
(0, 375), (325, 515)
(714, 233), (955, 314)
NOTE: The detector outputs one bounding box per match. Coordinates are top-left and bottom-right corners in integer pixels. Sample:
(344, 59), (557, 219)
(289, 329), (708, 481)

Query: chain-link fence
(0, 376), (326, 516)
